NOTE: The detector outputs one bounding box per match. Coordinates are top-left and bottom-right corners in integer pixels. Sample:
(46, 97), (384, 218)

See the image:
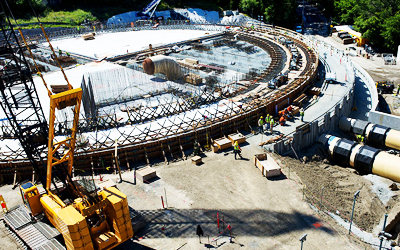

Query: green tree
(5, 0), (44, 19)
(335, 0), (400, 51)
(263, 0), (296, 28)
(239, 0), (260, 17)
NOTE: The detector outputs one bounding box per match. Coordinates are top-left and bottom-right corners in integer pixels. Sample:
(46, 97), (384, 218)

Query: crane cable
(28, 0), (73, 91)
(2, 0), (53, 97)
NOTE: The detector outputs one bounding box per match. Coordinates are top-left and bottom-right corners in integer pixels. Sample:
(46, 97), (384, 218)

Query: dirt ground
(0, 133), (375, 250)
(277, 143), (397, 233)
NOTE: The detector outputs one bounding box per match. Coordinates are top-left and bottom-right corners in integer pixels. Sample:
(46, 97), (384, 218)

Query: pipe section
(338, 117), (400, 151)
(319, 134), (400, 182)
(143, 55), (182, 80)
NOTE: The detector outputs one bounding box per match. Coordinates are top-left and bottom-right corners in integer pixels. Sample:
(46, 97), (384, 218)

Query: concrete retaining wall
(369, 110), (400, 130)
(273, 88), (354, 154)
(352, 62), (379, 112)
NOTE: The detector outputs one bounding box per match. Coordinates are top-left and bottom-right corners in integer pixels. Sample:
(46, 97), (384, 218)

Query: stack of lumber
(308, 87), (321, 96)
(184, 73), (202, 85)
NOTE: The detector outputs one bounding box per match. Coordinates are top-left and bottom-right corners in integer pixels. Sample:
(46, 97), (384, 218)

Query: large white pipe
(319, 134), (400, 182)
(338, 117), (400, 151)
(143, 55), (183, 80)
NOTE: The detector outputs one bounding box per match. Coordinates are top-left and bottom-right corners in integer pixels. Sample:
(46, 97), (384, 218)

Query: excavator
(0, 1), (133, 249)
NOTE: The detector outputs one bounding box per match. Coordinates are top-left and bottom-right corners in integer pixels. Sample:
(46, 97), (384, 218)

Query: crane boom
(136, 0), (161, 19)
(0, 1), (48, 186)
(142, 0), (161, 14)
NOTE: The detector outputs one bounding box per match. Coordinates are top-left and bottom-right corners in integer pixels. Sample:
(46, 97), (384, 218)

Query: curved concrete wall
(0, 23), (320, 180)
(352, 61), (379, 111)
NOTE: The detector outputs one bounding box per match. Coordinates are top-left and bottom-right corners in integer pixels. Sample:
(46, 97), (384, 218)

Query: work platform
(3, 205), (64, 250)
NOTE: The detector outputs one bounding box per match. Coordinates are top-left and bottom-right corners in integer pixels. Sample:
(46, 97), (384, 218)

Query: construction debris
(259, 134), (285, 146)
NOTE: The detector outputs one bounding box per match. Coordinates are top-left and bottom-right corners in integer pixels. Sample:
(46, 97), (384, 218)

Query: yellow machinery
(17, 24), (134, 250)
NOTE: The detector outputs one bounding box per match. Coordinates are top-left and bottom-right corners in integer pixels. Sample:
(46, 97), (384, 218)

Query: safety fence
(0, 23), (319, 182)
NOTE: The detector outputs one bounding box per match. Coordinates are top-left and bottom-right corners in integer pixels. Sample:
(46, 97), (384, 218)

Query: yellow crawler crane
(18, 23), (133, 250)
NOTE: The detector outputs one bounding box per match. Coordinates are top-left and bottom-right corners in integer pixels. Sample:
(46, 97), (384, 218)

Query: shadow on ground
(131, 208), (333, 240)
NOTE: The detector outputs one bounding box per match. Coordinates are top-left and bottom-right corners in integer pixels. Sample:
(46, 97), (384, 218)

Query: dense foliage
(335, 0), (400, 52)
(6, 0), (297, 29)
(238, 0), (297, 28)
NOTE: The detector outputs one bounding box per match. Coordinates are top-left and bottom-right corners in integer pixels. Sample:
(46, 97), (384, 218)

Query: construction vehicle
(268, 71), (288, 89)
(376, 80), (394, 94)
(0, 1), (133, 249)
(136, 0), (161, 20)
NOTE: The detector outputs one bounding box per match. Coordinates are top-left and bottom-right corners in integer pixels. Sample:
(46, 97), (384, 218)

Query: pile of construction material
(177, 57), (204, 70)
(184, 73), (202, 85)
(82, 33), (95, 40)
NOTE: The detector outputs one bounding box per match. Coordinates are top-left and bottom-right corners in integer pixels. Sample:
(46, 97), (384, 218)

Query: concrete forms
(254, 153), (281, 177)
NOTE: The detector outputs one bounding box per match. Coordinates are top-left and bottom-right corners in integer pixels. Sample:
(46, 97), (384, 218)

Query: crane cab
(20, 181), (43, 216)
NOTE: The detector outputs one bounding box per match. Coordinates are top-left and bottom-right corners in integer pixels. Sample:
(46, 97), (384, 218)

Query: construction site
(1, 1), (400, 249)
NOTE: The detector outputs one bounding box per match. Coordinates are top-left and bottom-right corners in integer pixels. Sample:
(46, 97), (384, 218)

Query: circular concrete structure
(0, 23), (319, 182)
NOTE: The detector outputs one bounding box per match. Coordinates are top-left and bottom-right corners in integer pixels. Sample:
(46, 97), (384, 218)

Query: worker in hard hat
(300, 108), (305, 122)
(233, 141), (242, 160)
(265, 114), (271, 130)
(194, 140), (201, 156)
(396, 84), (400, 96)
(270, 118), (274, 133)
(286, 105), (293, 119)
(279, 116), (286, 126)
(356, 134), (364, 145)
(258, 116), (264, 134)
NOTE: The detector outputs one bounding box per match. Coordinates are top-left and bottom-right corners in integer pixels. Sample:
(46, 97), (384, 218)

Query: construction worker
(357, 134), (364, 145)
(66, 51), (70, 57)
(233, 141), (242, 160)
(270, 118), (274, 133)
(287, 105), (293, 119)
(194, 140), (201, 156)
(279, 116), (286, 126)
(300, 108), (305, 122)
(265, 114), (270, 130)
(258, 116), (264, 134)
(397, 84), (400, 96)
(58, 49), (62, 56)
